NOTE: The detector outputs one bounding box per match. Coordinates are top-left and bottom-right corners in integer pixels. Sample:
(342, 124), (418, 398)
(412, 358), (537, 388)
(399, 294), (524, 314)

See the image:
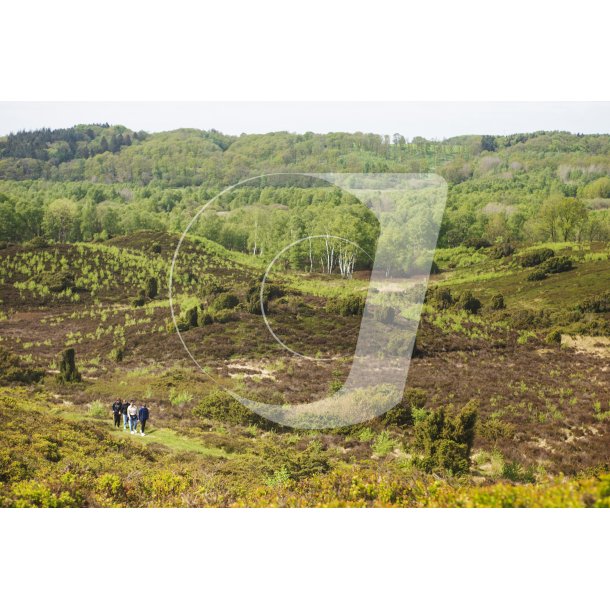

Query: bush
(131, 289), (147, 307)
(578, 291), (610, 314)
(541, 256), (574, 274)
(212, 293), (239, 311)
(109, 347), (124, 362)
(88, 400), (106, 419)
(42, 271), (75, 293)
(518, 248), (555, 268)
(545, 329), (562, 344)
(59, 348), (81, 383)
(527, 269), (548, 282)
(193, 390), (259, 426)
(464, 237), (491, 250)
(430, 260), (441, 274)
(490, 293), (505, 310)
(431, 287), (453, 310)
(146, 277), (158, 299)
(373, 305), (395, 323)
(459, 291), (482, 314)
(0, 348), (44, 384)
(382, 388), (427, 427)
(413, 402), (478, 475)
(212, 308), (237, 324)
(489, 243), (515, 259)
(27, 236), (49, 249)
(326, 295), (365, 316)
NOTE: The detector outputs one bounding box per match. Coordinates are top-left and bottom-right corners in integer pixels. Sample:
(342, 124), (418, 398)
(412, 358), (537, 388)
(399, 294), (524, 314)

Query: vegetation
(0, 125), (609, 507)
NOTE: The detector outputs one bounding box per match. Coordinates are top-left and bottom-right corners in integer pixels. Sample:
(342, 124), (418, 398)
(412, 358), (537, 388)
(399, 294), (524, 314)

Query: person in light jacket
(127, 401), (139, 434)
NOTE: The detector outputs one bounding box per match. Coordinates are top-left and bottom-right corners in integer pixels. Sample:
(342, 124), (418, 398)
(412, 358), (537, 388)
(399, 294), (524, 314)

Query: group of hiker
(111, 399), (150, 436)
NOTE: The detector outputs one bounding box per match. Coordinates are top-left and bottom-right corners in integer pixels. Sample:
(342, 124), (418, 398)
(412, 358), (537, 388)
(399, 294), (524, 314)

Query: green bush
(132, 289), (147, 307)
(212, 308), (237, 324)
(464, 237), (491, 250)
(373, 305), (396, 323)
(527, 269), (548, 282)
(459, 291), (482, 314)
(518, 248), (555, 268)
(382, 388), (427, 427)
(578, 291), (610, 313)
(545, 329), (562, 344)
(146, 277), (158, 299)
(193, 390), (259, 426)
(212, 293), (239, 311)
(541, 256), (574, 274)
(0, 348), (44, 384)
(490, 293), (505, 310)
(43, 271), (75, 293)
(88, 400), (106, 419)
(489, 243), (515, 259)
(59, 348), (81, 383)
(27, 236), (49, 249)
(413, 402), (478, 475)
(326, 295), (365, 316)
(432, 287), (454, 310)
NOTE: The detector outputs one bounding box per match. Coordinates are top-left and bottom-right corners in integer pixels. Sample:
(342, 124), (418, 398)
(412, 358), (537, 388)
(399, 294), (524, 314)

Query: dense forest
(0, 126), (609, 275)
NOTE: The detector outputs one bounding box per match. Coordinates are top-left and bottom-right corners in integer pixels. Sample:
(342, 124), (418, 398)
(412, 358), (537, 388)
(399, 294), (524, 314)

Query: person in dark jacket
(138, 404), (150, 436)
(121, 400), (131, 431)
(111, 398), (122, 428)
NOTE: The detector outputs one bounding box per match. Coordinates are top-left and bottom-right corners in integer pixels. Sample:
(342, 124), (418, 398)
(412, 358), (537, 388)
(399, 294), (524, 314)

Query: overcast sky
(1, 102), (610, 139)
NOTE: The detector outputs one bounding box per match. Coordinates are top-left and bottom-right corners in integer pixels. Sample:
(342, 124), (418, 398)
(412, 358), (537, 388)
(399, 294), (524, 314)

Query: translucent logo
(170, 173), (447, 428)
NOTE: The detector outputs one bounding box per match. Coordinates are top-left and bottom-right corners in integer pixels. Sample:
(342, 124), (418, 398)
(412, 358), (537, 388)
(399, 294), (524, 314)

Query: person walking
(138, 404), (150, 436)
(112, 398), (122, 428)
(121, 400), (130, 431)
(127, 401), (139, 434)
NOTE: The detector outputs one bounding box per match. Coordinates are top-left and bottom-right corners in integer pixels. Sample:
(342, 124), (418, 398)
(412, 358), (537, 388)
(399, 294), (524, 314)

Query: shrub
(382, 388), (427, 427)
(88, 400), (106, 419)
(193, 390), (259, 426)
(132, 289), (146, 307)
(464, 237), (491, 250)
(212, 308), (237, 324)
(578, 291), (610, 313)
(169, 388), (193, 407)
(459, 291), (482, 314)
(27, 236), (49, 249)
(44, 271), (75, 293)
(212, 293), (239, 311)
(146, 277), (158, 299)
(326, 295), (365, 316)
(109, 347), (124, 362)
(432, 287), (453, 310)
(59, 348), (81, 383)
(373, 305), (396, 323)
(527, 269), (548, 282)
(413, 402), (478, 475)
(541, 256), (574, 274)
(490, 293), (505, 310)
(0, 348), (44, 384)
(545, 329), (562, 344)
(518, 248), (555, 268)
(489, 243), (515, 259)
(372, 431), (395, 456)
(198, 309), (213, 325)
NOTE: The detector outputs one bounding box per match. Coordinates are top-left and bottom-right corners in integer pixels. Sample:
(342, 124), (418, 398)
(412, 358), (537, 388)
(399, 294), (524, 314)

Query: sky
(1, 102), (610, 139)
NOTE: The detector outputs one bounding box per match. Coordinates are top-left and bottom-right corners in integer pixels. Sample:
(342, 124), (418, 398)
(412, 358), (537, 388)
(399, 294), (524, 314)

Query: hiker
(138, 404), (150, 436)
(112, 398), (122, 428)
(121, 400), (130, 430)
(127, 400), (139, 434)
